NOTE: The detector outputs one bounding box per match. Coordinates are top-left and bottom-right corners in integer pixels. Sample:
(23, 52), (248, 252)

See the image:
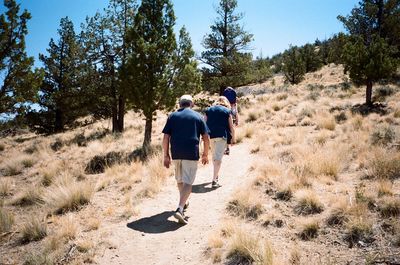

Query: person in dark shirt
(222, 86), (239, 155)
(204, 96), (235, 188)
(162, 95), (210, 224)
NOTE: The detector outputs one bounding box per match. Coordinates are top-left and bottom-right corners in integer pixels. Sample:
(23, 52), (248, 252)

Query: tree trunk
(366, 80), (373, 106)
(142, 115), (152, 151)
(117, 95), (125, 132)
(55, 109), (63, 132)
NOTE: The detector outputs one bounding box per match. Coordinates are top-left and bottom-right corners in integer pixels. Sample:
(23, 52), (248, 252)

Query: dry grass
(299, 218), (320, 240)
(227, 189), (264, 220)
(326, 199), (350, 226)
(344, 217), (373, 245)
(0, 207), (14, 233)
(76, 239), (93, 253)
(136, 154), (170, 198)
(294, 190), (324, 215)
(365, 149), (400, 180)
(45, 179), (94, 214)
(39, 161), (65, 187)
(12, 186), (44, 206)
(0, 178), (12, 196)
(226, 226), (273, 265)
(377, 180), (393, 197)
(378, 198), (400, 218)
(20, 217), (47, 243)
(0, 143), (4, 152)
(316, 113), (336, 131)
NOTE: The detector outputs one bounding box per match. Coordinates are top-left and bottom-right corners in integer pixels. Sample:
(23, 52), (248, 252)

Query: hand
(201, 154), (209, 165)
(163, 155), (171, 168)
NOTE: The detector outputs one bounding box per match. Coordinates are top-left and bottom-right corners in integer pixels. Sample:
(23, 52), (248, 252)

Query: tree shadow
(127, 211), (184, 234)
(192, 182), (217, 193)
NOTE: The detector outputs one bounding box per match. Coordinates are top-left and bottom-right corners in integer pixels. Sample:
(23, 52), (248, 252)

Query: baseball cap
(179, 94), (193, 104)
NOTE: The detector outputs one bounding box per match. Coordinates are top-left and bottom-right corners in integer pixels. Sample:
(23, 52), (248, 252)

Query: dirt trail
(96, 142), (253, 265)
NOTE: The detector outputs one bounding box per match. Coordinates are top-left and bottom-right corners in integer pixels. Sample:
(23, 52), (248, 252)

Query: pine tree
(338, 0), (399, 106)
(300, 43), (322, 73)
(121, 0), (201, 151)
(201, 0), (253, 94)
(0, 0), (43, 115)
(81, 0), (137, 132)
(283, 45), (306, 85)
(29, 17), (85, 133)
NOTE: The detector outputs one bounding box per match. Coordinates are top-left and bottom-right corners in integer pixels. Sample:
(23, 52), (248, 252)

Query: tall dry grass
(227, 189), (264, 220)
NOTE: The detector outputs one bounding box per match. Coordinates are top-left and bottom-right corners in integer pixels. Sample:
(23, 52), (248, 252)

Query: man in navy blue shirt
(204, 96), (235, 188)
(162, 95), (210, 224)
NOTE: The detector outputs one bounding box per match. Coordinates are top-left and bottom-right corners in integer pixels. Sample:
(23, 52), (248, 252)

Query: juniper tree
(338, 0), (399, 106)
(0, 0), (42, 115)
(121, 0), (201, 151)
(283, 45), (306, 85)
(81, 0), (137, 132)
(201, 0), (253, 94)
(30, 17), (85, 133)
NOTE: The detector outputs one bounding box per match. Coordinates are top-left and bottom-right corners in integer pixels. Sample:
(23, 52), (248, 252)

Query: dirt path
(96, 142), (253, 265)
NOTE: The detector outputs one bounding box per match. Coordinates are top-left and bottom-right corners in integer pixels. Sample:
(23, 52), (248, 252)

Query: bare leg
(213, 160), (222, 181)
(178, 182), (192, 208)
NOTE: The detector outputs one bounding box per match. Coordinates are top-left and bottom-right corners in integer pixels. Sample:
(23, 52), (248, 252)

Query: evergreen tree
(0, 0), (42, 115)
(201, 0), (253, 94)
(121, 0), (201, 151)
(300, 43), (322, 73)
(29, 17), (85, 133)
(338, 0), (399, 106)
(81, 0), (136, 132)
(283, 45), (306, 85)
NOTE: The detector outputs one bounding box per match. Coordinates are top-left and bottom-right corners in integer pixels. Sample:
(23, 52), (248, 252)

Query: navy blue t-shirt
(162, 108), (209, 161)
(205, 105), (231, 139)
(223, 87), (237, 104)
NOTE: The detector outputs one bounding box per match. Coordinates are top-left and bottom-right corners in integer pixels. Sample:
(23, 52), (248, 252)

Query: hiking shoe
(224, 147), (230, 155)
(174, 208), (188, 224)
(212, 180), (220, 188)
(183, 201), (189, 212)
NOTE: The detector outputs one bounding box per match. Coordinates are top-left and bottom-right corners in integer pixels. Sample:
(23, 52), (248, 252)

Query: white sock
(178, 206), (184, 212)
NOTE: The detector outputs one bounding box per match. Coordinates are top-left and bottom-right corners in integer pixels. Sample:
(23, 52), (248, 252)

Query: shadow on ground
(127, 211), (183, 233)
(192, 182), (217, 194)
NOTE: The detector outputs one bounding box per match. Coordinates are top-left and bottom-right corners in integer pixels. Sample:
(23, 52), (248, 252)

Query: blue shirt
(162, 108), (209, 160)
(223, 87), (237, 104)
(205, 105), (231, 139)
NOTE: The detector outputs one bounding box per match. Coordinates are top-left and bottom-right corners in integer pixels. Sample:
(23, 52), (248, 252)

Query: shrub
(317, 115), (336, 131)
(246, 111), (260, 123)
(275, 187), (292, 201)
(85, 151), (125, 174)
(0, 143), (4, 152)
(326, 208), (349, 226)
(305, 91), (320, 101)
(370, 126), (396, 146)
(373, 86), (395, 101)
(294, 193), (324, 215)
(0, 178), (12, 196)
(0, 207), (14, 233)
(20, 218), (47, 243)
(334, 112), (347, 123)
(394, 109), (400, 118)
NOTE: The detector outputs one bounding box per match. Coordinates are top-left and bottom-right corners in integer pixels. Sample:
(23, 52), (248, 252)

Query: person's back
(165, 108), (205, 160)
(205, 105), (231, 139)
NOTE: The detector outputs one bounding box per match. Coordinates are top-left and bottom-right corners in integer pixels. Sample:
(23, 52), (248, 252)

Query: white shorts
(173, 160), (198, 185)
(210, 137), (227, 161)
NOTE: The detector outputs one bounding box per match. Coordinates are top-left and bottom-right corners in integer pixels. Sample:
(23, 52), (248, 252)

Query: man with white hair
(162, 95), (210, 224)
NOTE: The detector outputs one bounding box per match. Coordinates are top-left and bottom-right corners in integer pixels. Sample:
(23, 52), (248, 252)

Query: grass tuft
(294, 192), (324, 215)
(378, 198), (400, 218)
(299, 219), (320, 240)
(227, 190), (264, 220)
(0, 207), (14, 233)
(20, 217), (47, 243)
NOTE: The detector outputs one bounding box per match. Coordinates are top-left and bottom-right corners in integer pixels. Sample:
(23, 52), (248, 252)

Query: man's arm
(162, 134), (171, 168)
(201, 133), (210, 165)
(228, 115), (236, 144)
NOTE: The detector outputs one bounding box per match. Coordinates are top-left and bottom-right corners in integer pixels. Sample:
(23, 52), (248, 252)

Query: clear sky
(2, 0), (359, 64)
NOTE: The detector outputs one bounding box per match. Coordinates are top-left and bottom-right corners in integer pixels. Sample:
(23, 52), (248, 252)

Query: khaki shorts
(173, 160), (198, 185)
(211, 137), (227, 161)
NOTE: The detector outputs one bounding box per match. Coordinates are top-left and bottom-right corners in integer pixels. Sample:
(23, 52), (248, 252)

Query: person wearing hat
(204, 96), (235, 188)
(162, 94), (210, 224)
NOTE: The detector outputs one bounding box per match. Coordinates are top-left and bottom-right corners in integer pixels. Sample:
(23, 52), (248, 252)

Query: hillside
(1, 64), (400, 264)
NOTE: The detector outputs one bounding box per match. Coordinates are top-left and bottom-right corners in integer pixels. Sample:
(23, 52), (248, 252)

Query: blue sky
(2, 0), (359, 64)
